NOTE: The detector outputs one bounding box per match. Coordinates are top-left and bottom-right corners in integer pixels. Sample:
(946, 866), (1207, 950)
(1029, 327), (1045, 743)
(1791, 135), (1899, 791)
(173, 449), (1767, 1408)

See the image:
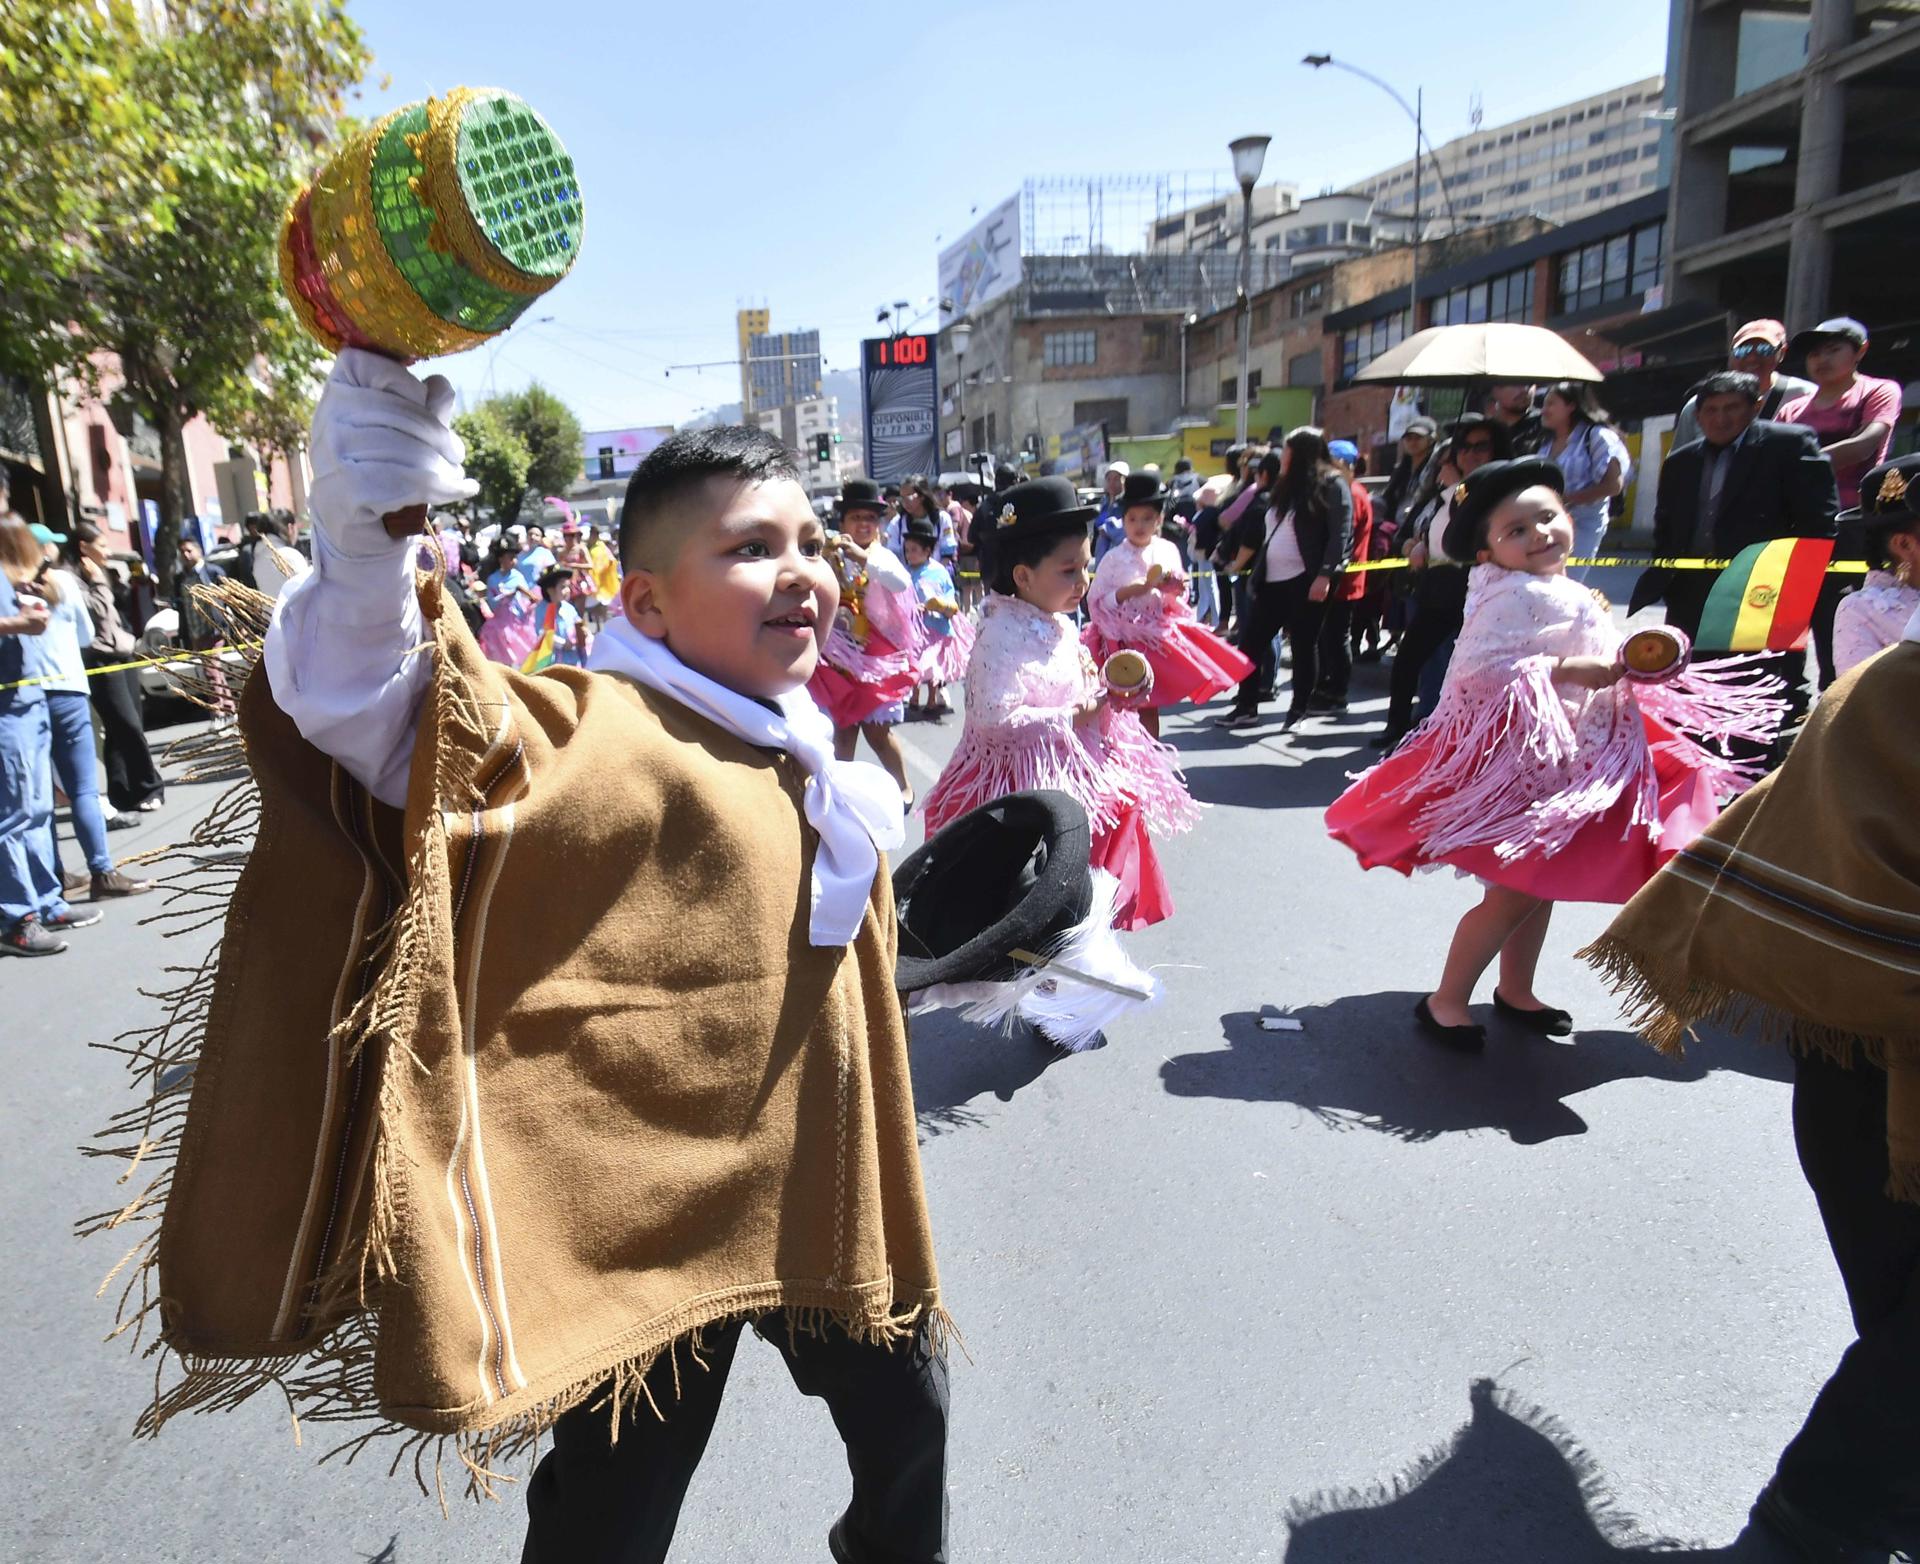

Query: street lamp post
(950, 321), (972, 475)
(1228, 134), (1271, 446)
(1303, 55), (1458, 345)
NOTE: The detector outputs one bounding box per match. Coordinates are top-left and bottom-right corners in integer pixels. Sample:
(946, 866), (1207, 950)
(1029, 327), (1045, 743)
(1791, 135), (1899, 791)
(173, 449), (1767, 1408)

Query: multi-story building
(1149, 187), (1412, 274)
(745, 328), (822, 418)
(1354, 77), (1666, 230)
(1664, 0), (1920, 339)
(751, 395), (842, 495)
(1144, 180), (1303, 253)
(734, 307), (768, 414)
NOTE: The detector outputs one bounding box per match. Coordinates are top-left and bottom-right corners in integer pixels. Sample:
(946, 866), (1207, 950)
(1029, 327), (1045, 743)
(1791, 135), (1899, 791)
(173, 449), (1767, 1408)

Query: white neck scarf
(588, 616), (905, 946)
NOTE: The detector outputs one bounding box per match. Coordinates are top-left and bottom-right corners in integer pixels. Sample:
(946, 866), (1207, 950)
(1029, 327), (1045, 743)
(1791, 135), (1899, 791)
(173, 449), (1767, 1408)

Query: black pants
(1383, 566), (1468, 742)
(1771, 1050), (1920, 1555)
(1214, 569), (1235, 636)
(522, 1315), (949, 1564)
(1230, 577), (1327, 719)
(87, 664), (164, 811)
(1317, 598), (1354, 702)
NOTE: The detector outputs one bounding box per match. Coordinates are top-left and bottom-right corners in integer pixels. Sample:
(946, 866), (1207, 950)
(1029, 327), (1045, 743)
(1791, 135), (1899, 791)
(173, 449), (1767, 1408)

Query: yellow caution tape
(0, 641), (260, 694)
(1341, 555), (1871, 575)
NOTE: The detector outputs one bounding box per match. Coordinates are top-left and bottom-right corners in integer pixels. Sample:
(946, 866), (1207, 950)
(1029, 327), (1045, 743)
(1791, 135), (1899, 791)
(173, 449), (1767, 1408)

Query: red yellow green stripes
(1696, 537), (1834, 652)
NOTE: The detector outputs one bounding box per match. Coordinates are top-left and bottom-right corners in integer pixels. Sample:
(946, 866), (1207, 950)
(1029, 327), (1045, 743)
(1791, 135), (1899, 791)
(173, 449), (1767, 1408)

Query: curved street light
(1302, 54), (1463, 339)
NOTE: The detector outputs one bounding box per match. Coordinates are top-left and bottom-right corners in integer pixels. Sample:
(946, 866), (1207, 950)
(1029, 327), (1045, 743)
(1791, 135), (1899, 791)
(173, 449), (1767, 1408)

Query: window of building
(1338, 308), (1408, 382)
(1554, 218), (1663, 312)
(1286, 223), (1330, 250)
(1193, 203), (1226, 227)
(1430, 263), (1535, 328)
(596, 446), (615, 479)
(1073, 398), (1128, 435)
(1252, 300), (1272, 332)
(1141, 321), (1170, 362)
(1245, 369), (1263, 398)
(1219, 375), (1238, 406)
(1043, 330), (1097, 367)
(1289, 278), (1326, 317)
(1350, 223), (1371, 245)
(1287, 347), (1323, 387)
(1155, 215), (1187, 241)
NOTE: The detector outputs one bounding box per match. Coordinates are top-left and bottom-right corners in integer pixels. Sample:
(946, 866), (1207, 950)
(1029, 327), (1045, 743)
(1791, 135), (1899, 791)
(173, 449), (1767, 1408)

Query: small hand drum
(1619, 625), (1692, 684)
(281, 87), (582, 362)
(1101, 649), (1154, 702)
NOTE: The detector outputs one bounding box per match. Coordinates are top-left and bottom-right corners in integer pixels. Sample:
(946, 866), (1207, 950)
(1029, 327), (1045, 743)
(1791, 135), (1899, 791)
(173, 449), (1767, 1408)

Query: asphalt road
(5, 603), (1848, 1563)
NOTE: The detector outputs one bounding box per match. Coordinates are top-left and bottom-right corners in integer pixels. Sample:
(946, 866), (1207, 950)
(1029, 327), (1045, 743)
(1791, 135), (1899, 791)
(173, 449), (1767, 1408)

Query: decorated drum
(1619, 624), (1692, 684)
(1102, 649), (1155, 701)
(280, 87), (582, 361)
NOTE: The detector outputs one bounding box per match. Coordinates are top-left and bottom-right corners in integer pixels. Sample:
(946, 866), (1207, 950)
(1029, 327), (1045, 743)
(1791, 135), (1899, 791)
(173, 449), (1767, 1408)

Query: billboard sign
(938, 193), (1022, 322)
(582, 426), (672, 481)
(1042, 421), (1108, 480)
(861, 335), (940, 484)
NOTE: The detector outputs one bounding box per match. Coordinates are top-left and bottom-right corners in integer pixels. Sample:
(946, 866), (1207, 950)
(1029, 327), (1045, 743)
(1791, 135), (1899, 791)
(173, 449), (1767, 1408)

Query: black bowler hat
(982, 475), (1095, 542)
(1119, 471), (1169, 510)
(893, 790), (1092, 994)
(902, 513), (939, 545)
(837, 477), (887, 518)
(1442, 455), (1566, 563)
(1859, 454), (1919, 519)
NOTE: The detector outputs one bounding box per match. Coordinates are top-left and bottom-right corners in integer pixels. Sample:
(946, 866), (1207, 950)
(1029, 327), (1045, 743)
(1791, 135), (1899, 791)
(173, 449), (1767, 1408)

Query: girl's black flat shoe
(1492, 990), (1574, 1037)
(1414, 996), (1485, 1051)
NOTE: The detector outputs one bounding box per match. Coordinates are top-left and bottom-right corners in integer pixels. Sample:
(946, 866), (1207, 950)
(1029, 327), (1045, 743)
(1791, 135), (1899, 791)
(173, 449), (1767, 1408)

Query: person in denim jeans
(18, 544), (154, 904)
(0, 519), (102, 955)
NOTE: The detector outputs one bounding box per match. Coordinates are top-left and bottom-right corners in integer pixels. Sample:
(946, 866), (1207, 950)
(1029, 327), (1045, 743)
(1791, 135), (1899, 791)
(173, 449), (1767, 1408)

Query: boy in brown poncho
(128, 350), (951, 1562)
(1584, 470), (1920, 1564)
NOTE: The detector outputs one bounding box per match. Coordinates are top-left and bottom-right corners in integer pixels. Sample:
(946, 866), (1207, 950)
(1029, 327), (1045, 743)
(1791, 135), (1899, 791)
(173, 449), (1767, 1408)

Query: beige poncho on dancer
(88, 583), (944, 1488)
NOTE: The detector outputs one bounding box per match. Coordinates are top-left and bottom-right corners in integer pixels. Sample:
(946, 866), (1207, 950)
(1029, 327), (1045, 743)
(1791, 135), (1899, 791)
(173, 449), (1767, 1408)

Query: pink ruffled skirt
(1325, 711), (1720, 904)
(1083, 619), (1254, 708)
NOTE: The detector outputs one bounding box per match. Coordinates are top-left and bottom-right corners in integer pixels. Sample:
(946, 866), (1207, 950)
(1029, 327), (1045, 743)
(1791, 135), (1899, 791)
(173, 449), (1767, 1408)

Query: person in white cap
(1091, 460), (1131, 565)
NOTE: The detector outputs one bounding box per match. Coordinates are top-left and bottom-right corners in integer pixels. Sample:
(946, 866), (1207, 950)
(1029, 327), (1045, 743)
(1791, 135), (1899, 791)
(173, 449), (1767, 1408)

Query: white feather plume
(909, 870), (1162, 1051)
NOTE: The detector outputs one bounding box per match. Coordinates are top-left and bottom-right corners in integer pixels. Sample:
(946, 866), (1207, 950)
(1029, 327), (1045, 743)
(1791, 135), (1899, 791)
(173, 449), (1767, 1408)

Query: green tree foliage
(452, 407), (532, 523)
(488, 385), (584, 521)
(0, 1), (371, 589)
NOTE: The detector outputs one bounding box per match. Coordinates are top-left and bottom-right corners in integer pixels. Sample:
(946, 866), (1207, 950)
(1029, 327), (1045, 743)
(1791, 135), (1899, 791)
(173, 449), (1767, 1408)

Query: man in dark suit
(1639, 370), (1838, 639)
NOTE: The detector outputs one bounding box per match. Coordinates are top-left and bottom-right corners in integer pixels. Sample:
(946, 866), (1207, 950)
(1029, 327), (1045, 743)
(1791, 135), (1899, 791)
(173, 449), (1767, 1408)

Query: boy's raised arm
(263, 351), (478, 808)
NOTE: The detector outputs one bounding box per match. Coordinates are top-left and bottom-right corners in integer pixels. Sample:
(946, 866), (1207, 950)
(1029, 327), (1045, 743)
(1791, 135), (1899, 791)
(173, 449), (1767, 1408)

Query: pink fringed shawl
(1387, 566), (1785, 865)
(920, 594), (1200, 838)
(1085, 536), (1190, 646)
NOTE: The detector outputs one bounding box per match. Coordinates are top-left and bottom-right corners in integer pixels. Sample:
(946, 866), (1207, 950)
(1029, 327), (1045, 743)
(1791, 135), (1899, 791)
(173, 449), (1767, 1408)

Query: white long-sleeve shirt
(263, 525), (427, 809)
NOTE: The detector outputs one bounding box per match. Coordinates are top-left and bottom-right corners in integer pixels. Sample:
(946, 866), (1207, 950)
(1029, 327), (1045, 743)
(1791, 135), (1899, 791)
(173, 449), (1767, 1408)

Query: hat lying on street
(895, 789), (1160, 1051)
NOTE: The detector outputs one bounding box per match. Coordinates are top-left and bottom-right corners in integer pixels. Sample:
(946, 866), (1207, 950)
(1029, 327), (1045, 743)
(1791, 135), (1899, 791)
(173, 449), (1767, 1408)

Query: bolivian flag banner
(1695, 537), (1834, 652)
(522, 603), (559, 673)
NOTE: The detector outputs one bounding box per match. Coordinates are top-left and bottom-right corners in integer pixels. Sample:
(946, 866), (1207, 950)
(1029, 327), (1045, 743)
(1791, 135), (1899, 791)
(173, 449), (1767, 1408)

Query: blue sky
(347, 0), (1674, 431)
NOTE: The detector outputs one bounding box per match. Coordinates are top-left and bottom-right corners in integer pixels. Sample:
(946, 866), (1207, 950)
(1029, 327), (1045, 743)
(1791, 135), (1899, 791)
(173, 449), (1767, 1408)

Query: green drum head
(455, 90), (581, 279)
(370, 104), (530, 334)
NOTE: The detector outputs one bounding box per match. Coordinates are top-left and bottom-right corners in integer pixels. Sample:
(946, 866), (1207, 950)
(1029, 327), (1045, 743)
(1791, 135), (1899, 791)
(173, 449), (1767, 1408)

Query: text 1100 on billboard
(869, 335), (931, 367)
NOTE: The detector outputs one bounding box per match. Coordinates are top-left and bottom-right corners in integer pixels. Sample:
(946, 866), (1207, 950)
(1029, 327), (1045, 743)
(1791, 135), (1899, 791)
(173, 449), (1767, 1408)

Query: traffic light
(814, 433), (832, 463)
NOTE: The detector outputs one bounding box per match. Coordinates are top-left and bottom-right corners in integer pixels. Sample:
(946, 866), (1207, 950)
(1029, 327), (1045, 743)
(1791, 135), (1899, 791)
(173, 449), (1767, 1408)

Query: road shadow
(1179, 755), (1366, 811)
(1159, 995), (1790, 1145)
(907, 1005), (1069, 1139)
(1283, 1377), (1772, 1561)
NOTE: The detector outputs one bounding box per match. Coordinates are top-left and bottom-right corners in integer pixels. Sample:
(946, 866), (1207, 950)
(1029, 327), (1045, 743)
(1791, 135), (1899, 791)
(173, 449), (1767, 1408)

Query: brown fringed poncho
(91, 583), (944, 1486)
(1582, 641), (1920, 1200)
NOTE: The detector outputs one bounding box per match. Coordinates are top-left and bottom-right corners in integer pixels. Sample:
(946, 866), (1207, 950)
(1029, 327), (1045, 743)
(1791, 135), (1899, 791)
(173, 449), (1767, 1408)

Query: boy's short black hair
(618, 425), (801, 571)
(538, 567), (572, 594)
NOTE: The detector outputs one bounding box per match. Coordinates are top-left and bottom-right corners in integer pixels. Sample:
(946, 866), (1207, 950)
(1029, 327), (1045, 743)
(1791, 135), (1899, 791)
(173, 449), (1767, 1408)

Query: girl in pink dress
(921, 477), (1200, 930)
(1326, 457), (1784, 1048)
(807, 479), (926, 805)
(1083, 471), (1254, 738)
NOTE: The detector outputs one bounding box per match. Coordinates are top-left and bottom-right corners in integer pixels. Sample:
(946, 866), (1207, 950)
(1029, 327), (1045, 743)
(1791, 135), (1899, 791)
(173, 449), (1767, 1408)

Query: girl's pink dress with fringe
(921, 593), (1200, 929)
(808, 543), (927, 728)
(1082, 536), (1254, 708)
(1325, 565), (1784, 904)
